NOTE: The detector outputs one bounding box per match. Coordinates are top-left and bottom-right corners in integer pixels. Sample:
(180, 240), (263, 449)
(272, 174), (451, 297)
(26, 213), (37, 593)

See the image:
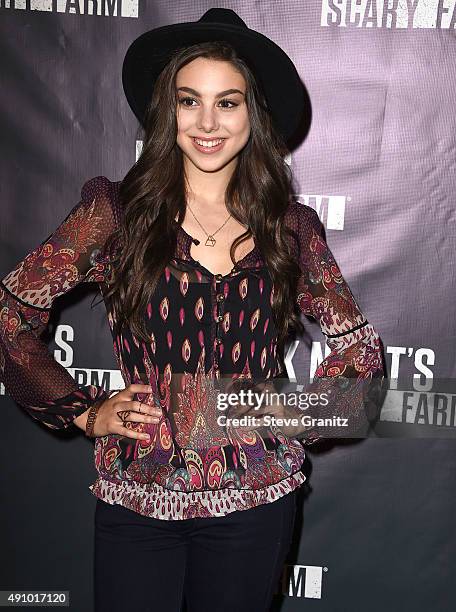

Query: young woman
(0, 8), (384, 612)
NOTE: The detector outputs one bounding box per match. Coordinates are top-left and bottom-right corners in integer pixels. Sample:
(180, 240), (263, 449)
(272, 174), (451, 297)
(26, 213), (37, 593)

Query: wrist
(73, 409), (90, 431)
(85, 398), (105, 438)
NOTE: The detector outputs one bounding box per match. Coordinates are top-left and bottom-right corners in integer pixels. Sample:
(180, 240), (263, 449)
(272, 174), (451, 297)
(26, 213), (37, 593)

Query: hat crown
(198, 8), (248, 29)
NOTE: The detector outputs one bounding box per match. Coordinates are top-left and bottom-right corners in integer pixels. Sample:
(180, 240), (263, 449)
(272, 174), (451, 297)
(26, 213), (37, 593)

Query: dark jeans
(94, 489), (298, 612)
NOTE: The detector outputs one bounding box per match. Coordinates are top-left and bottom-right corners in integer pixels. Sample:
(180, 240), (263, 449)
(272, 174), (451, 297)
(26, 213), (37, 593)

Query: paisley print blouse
(0, 176), (384, 520)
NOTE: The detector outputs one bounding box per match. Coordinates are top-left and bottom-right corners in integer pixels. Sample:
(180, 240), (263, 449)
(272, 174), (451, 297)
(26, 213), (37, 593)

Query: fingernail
(147, 385), (153, 391)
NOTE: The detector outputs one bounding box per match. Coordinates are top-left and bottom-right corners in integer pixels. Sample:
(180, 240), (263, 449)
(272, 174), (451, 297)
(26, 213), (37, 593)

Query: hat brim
(122, 21), (308, 144)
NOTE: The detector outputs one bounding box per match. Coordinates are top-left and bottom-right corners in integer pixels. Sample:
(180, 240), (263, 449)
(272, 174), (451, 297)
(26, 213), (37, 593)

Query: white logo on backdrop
(321, 0), (456, 29)
(135, 139), (143, 162)
(54, 324), (125, 389)
(380, 387), (456, 428)
(0, 0), (139, 18)
(380, 347), (453, 426)
(277, 564), (325, 599)
(295, 194), (346, 230)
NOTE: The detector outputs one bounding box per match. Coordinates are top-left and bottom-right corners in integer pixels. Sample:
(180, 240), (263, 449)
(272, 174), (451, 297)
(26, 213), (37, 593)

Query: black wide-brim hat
(122, 8), (310, 145)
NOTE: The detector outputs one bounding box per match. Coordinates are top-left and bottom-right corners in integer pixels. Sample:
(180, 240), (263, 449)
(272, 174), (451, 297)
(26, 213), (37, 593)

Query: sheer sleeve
(0, 175), (118, 430)
(285, 202), (385, 446)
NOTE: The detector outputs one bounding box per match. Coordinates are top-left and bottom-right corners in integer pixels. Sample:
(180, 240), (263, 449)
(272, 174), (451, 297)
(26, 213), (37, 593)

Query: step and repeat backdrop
(1, 1), (455, 611)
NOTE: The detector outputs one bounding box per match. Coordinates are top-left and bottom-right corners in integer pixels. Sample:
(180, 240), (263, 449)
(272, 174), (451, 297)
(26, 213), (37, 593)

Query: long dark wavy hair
(102, 40), (305, 349)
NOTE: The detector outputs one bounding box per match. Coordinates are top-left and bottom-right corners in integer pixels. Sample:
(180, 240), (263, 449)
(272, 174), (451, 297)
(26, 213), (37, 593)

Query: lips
(191, 137), (226, 154)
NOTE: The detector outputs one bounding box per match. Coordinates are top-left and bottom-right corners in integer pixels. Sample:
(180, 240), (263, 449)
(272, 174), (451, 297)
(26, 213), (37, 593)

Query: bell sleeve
(287, 202), (385, 446)
(0, 175), (118, 430)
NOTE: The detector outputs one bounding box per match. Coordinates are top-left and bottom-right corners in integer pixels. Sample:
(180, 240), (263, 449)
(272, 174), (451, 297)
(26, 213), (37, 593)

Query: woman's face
(175, 57), (250, 173)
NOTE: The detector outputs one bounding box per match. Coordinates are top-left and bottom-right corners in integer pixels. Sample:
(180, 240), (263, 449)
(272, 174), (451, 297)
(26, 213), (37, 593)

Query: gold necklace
(186, 203), (232, 247)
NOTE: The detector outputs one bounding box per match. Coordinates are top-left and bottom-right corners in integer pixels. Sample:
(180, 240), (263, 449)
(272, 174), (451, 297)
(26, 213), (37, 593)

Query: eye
(177, 97), (239, 109)
(219, 98), (238, 109)
(178, 96), (197, 107)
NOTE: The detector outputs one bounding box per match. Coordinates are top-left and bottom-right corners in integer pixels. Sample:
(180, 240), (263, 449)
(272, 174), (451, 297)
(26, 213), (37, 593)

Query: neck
(187, 195), (227, 215)
(184, 155), (237, 211)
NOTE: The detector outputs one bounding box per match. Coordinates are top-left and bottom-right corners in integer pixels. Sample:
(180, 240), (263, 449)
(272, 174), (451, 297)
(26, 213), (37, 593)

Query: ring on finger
(118, 409), (131, 423)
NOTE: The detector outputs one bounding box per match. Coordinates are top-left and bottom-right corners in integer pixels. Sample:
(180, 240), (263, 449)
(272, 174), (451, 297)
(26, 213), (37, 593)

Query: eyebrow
(177, 87), (245, 98)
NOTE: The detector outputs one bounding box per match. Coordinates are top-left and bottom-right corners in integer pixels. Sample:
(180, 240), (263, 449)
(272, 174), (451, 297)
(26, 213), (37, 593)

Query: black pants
(94, 489), (297, 612)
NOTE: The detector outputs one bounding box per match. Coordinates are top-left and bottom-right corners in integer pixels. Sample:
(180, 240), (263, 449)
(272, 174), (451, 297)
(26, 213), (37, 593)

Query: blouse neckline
(172, 219), (262, 280)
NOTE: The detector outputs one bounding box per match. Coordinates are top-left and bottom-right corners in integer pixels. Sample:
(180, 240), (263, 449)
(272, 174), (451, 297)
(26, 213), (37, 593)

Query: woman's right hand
(74, 384), (163, 440)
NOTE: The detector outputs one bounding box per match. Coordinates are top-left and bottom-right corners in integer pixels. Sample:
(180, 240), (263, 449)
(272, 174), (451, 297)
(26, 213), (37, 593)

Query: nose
(196, 105), (219, 133)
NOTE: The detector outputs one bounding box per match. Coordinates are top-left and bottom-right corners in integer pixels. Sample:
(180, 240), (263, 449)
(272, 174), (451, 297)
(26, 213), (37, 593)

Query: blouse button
(217, 315), (223, 322)
(216, 294), (225, 302)
(215, 274), (223, 282)
(215, 338), (222, 345)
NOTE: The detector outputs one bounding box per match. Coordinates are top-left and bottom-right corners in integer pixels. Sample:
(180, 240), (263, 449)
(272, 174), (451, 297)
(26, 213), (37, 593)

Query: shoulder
(79, 175), (122, 228)
(283, 199), (322, 250)
(80, 175), (118, 202)
(284, 199), (320, 228)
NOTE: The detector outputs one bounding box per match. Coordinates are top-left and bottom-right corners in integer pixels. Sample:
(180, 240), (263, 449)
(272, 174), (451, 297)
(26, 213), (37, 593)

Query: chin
(186, 152), (234, 170)
(195, 159), (233, 172)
